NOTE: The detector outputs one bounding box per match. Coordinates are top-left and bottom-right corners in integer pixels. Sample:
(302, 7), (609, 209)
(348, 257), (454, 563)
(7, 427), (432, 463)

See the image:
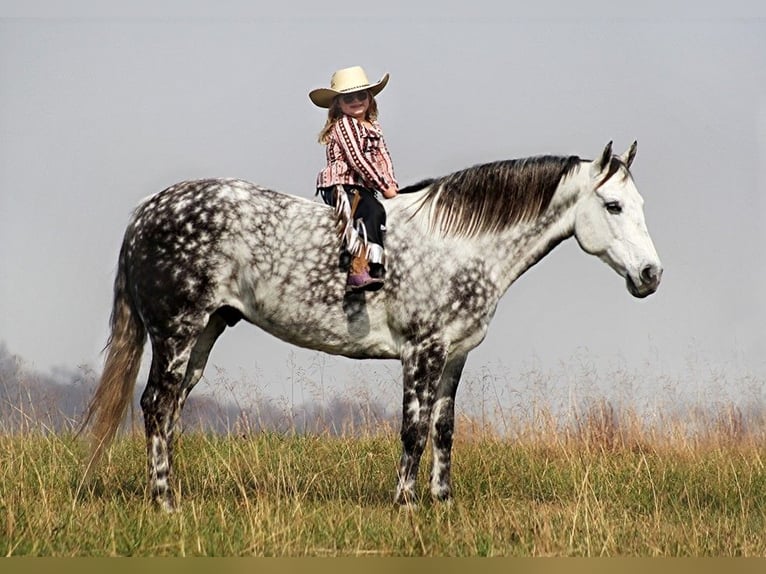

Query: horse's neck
(488, 169), (584, 294)
(388, 167), (585, 293)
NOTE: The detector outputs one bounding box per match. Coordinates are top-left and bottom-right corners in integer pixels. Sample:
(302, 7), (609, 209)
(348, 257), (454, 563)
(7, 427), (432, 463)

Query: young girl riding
(310, 65), (398, 292)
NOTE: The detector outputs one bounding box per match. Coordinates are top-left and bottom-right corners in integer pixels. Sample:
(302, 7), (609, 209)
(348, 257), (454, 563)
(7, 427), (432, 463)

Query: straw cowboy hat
(309, 66), (389, 108)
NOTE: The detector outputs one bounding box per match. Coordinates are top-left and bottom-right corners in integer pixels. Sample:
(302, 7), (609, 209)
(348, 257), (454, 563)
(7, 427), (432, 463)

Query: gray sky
(1, 2), (765, 410)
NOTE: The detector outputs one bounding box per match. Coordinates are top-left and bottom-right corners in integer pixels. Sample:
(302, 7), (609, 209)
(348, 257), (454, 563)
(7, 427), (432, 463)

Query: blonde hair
(317, 93), (380, 144)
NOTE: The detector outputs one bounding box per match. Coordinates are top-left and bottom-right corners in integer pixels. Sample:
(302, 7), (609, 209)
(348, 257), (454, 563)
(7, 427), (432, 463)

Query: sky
(1, 1), (765, 412)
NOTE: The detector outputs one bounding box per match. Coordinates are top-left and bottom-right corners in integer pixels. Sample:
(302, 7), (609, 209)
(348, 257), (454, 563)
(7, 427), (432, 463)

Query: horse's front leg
(394, 339), (447, 506)
(428, 354), (467, 501)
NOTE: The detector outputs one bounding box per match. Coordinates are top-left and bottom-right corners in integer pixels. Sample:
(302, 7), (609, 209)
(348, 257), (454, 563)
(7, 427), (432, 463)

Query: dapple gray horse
(82, 141), (662, 511)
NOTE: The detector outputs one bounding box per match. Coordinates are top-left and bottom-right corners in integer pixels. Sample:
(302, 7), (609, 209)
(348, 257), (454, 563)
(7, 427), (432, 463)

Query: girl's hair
(317, 92), (379, 144)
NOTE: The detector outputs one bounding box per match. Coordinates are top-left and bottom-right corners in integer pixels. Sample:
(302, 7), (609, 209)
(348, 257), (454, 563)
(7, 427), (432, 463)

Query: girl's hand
(382, 185), (398, 199)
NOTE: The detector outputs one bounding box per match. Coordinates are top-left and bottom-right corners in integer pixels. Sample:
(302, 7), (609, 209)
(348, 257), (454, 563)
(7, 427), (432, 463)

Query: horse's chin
(626, 275), (657, 299)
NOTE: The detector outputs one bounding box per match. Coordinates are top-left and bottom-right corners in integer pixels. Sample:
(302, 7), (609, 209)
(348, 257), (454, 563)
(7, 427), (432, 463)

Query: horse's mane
(402, 155), (582, 237)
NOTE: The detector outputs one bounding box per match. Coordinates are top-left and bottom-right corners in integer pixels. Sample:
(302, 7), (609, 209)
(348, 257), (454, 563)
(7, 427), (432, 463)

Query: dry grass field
(2, 396), (766, 557)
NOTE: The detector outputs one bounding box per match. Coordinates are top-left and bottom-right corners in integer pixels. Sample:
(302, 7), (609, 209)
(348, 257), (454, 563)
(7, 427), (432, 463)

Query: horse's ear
(590, 140), (613, 178)
(620, 140), (637, 169)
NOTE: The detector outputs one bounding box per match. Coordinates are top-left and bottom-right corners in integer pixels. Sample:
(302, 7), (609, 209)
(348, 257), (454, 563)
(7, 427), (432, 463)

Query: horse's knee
(400, 422), (419, 451)
(400, 423), (430, 457)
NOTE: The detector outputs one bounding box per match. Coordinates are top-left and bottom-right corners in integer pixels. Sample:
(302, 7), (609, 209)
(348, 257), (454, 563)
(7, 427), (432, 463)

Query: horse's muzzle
(626, 263), (662, 298)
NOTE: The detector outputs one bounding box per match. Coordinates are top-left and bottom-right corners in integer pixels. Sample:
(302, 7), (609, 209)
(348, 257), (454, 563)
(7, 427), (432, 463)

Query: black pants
(318, 185), (387, 253)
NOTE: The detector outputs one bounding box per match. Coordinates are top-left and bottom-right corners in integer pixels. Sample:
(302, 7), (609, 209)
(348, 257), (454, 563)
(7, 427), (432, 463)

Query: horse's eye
(605, 201), (622, 214)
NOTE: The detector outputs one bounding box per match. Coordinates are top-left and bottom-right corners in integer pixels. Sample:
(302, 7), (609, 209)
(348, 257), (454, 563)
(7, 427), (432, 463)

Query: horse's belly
(250, 315), (400, 359)
(242, 284), (400, 359)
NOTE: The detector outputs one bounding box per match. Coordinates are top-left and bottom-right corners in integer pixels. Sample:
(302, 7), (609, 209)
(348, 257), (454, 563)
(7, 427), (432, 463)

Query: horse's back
(123, 179), (327, 331)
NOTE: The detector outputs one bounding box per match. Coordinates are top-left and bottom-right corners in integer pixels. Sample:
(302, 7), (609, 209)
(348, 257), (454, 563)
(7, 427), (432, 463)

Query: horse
(81, 141), (662, 511)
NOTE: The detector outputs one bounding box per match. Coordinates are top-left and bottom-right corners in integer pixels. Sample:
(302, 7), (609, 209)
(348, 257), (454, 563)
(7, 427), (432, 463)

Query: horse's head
(573, 141), (662, 298)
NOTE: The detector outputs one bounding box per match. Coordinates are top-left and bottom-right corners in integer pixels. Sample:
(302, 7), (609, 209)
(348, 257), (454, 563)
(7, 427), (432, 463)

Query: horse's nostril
(641, 265), (657, 283)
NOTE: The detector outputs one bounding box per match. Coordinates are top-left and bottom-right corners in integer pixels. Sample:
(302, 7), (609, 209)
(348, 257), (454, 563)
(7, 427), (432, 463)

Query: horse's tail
(79, 239), (146, 471)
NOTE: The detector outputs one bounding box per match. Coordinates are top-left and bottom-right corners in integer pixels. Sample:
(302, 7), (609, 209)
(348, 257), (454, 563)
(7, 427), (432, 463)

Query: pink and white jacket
(316, 115), (397, 193)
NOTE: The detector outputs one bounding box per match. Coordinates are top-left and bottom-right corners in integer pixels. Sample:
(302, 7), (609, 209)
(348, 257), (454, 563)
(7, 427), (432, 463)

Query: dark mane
(410, 155), (581, 237)
(399, 179), (436, 194)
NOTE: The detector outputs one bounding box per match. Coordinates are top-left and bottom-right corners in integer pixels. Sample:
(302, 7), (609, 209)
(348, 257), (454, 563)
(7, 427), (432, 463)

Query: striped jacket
(316, 115), (397, 193)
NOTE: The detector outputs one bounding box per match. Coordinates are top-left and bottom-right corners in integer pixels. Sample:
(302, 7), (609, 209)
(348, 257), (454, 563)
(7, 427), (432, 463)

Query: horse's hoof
(393, 489), (418, 509)
(161, 501), (178, 513)
(153, 496), (178, 513)
(430, 486), (452, 503)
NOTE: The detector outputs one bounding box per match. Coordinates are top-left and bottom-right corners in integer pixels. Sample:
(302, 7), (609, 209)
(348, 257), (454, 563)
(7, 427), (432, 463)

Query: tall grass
(2, 400), (766, 556)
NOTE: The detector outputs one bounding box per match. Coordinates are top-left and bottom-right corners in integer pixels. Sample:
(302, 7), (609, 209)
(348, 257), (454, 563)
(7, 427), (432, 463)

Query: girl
(309, 65), (398, 292)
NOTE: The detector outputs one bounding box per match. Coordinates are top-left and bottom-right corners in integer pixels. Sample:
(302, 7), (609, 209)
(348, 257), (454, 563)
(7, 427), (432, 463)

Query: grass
(2, 412), (766, 556)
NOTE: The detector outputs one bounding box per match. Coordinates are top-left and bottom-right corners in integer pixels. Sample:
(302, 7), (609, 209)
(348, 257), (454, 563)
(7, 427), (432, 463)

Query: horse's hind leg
(140, 334), (194, 511)
(141, 313), (228, 511)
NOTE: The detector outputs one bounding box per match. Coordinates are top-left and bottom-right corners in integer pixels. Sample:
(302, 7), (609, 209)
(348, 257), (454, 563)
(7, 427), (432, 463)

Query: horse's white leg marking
(149, 435), (174, 512)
